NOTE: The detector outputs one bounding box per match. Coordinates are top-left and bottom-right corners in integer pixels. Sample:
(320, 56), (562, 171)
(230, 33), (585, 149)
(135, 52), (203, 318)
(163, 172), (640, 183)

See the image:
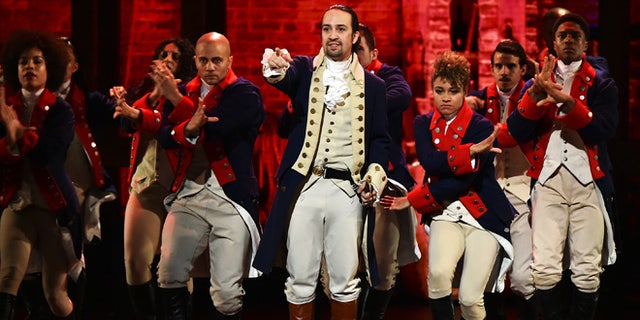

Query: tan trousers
(531, 166), (604, 292)
(0, 206), (72, 316)
(123, 182), (168, 285)
(428, 220), (500, 320)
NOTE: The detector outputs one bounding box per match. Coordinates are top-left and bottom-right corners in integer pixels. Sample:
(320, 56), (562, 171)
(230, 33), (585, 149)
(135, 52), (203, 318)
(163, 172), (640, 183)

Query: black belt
(324, 167), (352, 182)
(312, 165), (356, 185)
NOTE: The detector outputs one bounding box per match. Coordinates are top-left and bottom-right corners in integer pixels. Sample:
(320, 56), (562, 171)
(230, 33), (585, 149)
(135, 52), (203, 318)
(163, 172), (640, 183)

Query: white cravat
(555, 60), (582, 87)
(322, 56), (351, 111)
(497, 85), (516, 121)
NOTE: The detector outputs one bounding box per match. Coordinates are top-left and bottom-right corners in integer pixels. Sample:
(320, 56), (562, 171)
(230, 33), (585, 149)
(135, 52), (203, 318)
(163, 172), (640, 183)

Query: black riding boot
(361, 288), (393, 320)
(514, 294), (539, 320)
(213, 308), (241, 320)
(537, 286), (563, 320)
(128, 281), (158, 320)
(192, 277), (214, 319)
(569, 288), (598, 320)
(429, 295), (454, 320)
(0, 292), (16, 320)
(484, 292), (506, 320)
(356, 274), (370, 320)
(18, 275), (51, 319)
(160, 287), (191, 320)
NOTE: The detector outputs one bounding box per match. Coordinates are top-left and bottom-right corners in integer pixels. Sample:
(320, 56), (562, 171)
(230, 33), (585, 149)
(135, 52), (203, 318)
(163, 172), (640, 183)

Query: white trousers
(285, 178), (363, 304)
(158, 184), (251, 315)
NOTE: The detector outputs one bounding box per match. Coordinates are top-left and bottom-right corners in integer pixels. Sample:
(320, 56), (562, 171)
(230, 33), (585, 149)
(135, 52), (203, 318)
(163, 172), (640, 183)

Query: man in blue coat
(506, 13), (618, 319)
(154, 32), (264, 319)
(254, 4), (390, 319)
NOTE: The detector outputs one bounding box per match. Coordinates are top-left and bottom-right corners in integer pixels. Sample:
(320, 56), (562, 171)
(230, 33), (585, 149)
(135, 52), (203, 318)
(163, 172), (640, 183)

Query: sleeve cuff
(363, 163), (387, 199)
(448, 143), (476, 175)
(138, 108), (162, 133)
(518, 92), (551, 120)
(558, 100), (593, 130)
(170, 121), (199, 148)
(168, 96), (197, 124)
(407, 183), (443, 214)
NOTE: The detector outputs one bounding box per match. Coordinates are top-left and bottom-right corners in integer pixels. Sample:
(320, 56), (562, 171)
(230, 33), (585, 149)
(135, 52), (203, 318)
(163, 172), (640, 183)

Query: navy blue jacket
(253, 55), (390, 273)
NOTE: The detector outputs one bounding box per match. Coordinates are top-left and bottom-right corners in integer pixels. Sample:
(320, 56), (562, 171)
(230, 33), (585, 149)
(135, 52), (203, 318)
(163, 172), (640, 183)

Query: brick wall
(0, 0), (71, 48)
(119, 0), (182, 89)
(226, 1), (404, 114)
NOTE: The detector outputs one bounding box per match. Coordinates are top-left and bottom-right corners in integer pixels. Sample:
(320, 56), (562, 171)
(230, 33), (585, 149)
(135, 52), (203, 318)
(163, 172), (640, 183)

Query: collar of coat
(8, 88), (57, 130)
(186, 68), (238, 108)
(430, 100), (474, 146)
(365, 59), (383, 74)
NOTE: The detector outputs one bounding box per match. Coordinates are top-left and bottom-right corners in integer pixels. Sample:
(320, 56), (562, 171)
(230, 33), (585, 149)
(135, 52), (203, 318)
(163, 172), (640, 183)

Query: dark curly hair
(152, 38), (197, 82)
(127, 38), (197, 103)
(1, 29), (69, 92)
(432, 51), (471, 92)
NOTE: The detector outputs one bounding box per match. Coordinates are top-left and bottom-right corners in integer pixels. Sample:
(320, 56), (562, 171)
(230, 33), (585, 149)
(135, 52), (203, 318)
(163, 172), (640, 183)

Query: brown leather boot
(289, 301), (314, 320)
(330, 300), (357, 320)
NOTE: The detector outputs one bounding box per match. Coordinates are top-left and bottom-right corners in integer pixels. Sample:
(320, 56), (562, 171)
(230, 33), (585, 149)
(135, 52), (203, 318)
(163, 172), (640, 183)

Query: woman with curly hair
(380, 51), (515, 320)
(0, 29), (77, 319)
(109, 38), (197, 320)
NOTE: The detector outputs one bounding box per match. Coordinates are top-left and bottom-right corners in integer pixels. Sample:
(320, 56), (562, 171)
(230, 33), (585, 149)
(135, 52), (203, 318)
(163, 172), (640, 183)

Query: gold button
(312, 165), (324, 176)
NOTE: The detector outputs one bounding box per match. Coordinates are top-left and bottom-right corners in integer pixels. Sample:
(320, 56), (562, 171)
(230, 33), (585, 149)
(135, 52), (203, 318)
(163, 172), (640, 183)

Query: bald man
(155, 32), (264, 319)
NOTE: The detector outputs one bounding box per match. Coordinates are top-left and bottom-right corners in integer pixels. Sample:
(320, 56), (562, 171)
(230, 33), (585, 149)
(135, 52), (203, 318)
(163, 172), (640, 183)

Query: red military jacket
(0, 89), (70, 210)
(512, 58), (603, 181)
(66, 83), (107, 188)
